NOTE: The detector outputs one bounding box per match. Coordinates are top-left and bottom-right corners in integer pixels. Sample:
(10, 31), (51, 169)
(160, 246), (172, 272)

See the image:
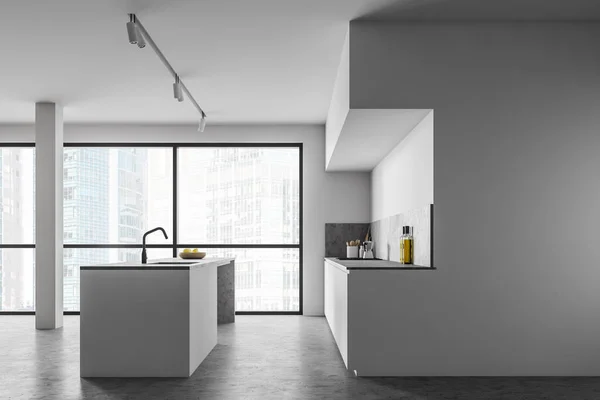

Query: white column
(35, 102), (63, 330)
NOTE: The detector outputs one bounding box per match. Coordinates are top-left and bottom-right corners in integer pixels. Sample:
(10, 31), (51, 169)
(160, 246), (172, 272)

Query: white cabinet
(324, 260), (349, 367)
(325, 258), (437, 376)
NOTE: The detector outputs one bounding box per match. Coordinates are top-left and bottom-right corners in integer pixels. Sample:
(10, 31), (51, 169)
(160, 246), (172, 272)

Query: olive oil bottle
(400, 226), (414, 264)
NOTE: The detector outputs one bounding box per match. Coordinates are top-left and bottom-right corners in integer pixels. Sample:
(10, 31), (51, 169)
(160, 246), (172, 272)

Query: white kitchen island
(80, 258), (234, 378)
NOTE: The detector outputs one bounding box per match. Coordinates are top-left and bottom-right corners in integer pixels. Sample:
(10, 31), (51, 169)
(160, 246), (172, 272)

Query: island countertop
(81, 257), (235, 270)
(325, 257), (435, 271)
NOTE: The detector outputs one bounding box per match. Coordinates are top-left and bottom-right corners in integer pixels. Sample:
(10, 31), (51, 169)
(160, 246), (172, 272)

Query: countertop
(81, 257), (234, 270)
(325, 257), (435, 271)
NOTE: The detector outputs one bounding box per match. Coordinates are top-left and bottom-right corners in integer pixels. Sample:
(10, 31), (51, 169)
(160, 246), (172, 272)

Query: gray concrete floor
(1, 315), (599, 399)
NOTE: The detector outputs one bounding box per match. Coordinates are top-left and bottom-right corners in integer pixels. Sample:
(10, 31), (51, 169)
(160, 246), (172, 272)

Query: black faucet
(141, 227), (168, 264)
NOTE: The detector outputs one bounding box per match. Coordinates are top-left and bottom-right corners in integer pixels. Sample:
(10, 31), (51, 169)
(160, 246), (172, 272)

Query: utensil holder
(346, 246), (358, 258)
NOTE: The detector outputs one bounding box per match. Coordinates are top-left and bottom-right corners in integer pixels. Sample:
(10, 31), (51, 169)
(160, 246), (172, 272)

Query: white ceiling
(1, 0), (598, 124)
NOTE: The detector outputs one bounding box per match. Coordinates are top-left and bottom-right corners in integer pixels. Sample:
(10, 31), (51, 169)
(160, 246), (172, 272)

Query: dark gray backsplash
(325, 223), (370, 257)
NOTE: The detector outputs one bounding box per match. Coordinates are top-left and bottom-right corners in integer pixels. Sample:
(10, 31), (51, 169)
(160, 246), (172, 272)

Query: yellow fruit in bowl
(193, 248), (199, 253)
(183, 248), (191, 253)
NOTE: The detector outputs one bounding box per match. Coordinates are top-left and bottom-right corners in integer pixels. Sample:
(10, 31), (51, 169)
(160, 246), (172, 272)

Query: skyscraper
(113, 148), (148, 262)
(63, 148), (110, 310)
(179, 147), (300, 311)
(63, 148), (149, 311)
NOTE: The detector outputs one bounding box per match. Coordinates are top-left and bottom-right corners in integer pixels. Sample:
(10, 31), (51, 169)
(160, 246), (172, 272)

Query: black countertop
(325, 257), (435, 271)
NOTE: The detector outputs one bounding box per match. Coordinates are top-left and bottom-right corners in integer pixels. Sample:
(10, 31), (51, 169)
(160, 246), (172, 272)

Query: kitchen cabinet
(324, 257), (435, 376)
(324, 260), (348, 367)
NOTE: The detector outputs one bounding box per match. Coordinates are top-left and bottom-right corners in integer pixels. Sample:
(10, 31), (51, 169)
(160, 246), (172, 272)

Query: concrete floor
(1, 316), (599, 399)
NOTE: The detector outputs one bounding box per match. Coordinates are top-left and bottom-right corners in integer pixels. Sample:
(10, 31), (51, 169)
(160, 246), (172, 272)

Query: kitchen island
(324, 257), (435, 376)
(80, 257), (234, 378)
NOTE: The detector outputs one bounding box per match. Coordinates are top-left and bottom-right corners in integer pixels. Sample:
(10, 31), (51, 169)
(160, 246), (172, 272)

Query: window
(58, 144), (300, 314)
(178, 148), (300, 245)
(0, 248), (35, 311)
(180, 247), (300, 312)
(178, 147), (301, 312)
(62, 147), (173, 311)
(0, 147), (35, 311)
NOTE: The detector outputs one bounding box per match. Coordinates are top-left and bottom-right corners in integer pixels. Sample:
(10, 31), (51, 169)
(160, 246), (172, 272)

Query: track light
(127, 13), (207, 131)
(173, 76), (183, 102)
(198, 115), (207, 132)
(136, 30), (146, 48)
(126, 14), (138, 44)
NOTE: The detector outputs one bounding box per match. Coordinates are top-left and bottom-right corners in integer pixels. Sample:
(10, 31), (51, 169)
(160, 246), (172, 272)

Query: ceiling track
(129, 13), (207, 130)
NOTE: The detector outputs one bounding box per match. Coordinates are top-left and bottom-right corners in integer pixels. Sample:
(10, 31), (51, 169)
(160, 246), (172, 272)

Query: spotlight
(198, 115), (207, 132)
(173, 76), (183, 102)
(136, 30), (146, 48)
(126, 15), (138, 44)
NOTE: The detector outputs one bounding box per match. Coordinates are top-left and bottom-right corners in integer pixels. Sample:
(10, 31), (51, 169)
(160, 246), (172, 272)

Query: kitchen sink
(150, 261), (199, 265)
(336, 257), (383, 261)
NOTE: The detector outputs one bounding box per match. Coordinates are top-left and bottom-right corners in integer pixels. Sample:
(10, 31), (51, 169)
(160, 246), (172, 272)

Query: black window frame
(0, 142), (303, 316)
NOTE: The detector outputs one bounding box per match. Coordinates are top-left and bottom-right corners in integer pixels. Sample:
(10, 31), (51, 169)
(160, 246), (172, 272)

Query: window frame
(0, 142), (303, 315)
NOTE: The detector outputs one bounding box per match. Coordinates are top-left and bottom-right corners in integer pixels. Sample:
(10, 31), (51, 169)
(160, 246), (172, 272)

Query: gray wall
(350, 22), (600, 375)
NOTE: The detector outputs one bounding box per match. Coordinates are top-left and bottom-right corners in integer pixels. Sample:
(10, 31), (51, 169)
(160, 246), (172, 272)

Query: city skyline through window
(0, 144), (301, 313)
(63, 147), (173, 310)
(0, 148), (35, 311)
(178, 147), (300, 311)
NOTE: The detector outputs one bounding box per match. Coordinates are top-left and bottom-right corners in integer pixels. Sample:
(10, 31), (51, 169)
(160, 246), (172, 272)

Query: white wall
(371, 111), (433, 221)
(325, 29), (350, 167)
(0, 124), (34, 141)
(0, 123), (371, 316)
(351, 22), (600, 375)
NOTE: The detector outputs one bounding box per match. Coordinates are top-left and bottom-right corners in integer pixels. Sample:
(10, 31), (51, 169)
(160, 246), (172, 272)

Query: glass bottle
(400, 226), (413, 264)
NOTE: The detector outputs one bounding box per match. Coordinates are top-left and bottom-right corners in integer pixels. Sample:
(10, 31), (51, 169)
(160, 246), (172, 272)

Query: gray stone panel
(325, 223), (370, 258)
(218, 261), (235, 324)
